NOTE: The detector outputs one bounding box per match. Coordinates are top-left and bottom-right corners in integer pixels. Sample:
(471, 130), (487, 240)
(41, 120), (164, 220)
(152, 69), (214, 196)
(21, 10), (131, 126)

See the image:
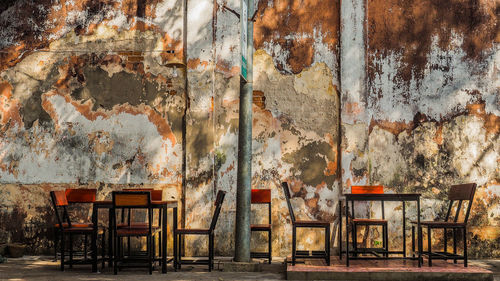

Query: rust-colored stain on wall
(254, 0), (340, 73)
(367, 0), (499, 81)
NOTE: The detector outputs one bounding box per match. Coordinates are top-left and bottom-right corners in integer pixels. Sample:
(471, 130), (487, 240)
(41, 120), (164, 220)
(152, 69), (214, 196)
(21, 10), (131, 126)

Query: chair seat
(117, 222), (159, 229)
(411, 221), (466, 227)
(175, 228), (210, 234)
(55, 223), (93, 228)
(353, 218), (387, 225)
(294, 220), (330, 227)
(116, 228), (152, 236)
(62, 227), (94, 233)
(251, 224), (271, 231)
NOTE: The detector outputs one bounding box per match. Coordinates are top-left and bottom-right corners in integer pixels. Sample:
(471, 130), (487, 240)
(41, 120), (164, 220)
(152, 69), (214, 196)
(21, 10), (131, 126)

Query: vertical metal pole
(234, 0), (253, 262)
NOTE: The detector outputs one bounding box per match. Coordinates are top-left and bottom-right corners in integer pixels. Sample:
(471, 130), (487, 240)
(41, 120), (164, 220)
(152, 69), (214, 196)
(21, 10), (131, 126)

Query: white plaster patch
(369, 34), (499, 122)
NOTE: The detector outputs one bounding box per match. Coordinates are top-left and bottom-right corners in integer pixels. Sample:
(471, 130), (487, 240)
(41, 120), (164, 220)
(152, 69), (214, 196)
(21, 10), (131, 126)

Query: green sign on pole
(240, 0), (248, 81)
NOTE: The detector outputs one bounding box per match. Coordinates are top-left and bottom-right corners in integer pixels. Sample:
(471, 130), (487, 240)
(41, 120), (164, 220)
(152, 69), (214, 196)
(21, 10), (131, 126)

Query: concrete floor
(0, 256), (498, 281)
(0, 256), (285, 281)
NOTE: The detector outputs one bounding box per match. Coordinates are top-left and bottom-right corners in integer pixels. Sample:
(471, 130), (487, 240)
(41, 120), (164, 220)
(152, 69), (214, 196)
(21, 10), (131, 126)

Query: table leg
(345, 199), (349, 267)
(173, 207), (178, 270)
(403, 201), (406, 258)
(417, 197), (422, 267)
(108, 208), (113, 268)
(91, 205), (98, 272)
(162, 205), (168, 273)
(339, 200), (342, 260)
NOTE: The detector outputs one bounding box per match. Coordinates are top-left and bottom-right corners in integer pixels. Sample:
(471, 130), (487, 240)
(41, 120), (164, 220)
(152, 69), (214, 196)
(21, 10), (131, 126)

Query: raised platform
(286, 257), (493, 280)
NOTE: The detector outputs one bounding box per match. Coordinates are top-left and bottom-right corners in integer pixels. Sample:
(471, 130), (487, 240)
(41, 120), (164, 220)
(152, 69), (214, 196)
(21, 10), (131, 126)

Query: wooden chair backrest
(350, 185), (385, 219)
(251, 189), (271, 225)
(446, 183), (477, 224)
(281, 182), (296, 223)
(124, 188), (163, 201)
(113, 191), (151, 208)
(65, 189), (96, 203)
(50, 191), (70, 228)
(351, 185), (384, 194)
(251, 189), (271, 204)
(210, 190), (226, 231)
(51, 190), (68, 206)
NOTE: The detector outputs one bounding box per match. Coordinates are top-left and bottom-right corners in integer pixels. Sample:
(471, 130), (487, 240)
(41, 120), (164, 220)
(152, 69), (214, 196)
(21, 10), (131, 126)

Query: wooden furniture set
(50, 182), (476, 273)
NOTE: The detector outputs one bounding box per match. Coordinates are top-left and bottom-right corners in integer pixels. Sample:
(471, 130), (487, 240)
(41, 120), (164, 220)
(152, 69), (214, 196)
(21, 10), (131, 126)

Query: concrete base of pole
(222, 260), (261, 272)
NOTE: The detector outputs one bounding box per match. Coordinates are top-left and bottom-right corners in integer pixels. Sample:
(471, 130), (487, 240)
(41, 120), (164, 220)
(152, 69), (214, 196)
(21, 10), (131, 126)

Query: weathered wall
(0, 0), (185, 253)
(0, 0), (341, 258)
(341, 0), (499, 258)
(0, 0), (497, 259)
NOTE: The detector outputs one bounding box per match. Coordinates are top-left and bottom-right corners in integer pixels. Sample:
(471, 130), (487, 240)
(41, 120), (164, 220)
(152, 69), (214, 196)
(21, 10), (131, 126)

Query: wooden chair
(112, 191), (154, 274)
(282, 182), (330, 266)
(412, 183), (476, 267)
(250, 189), (272, 263)
(120, 189), (162, 259)
(349, 185), (388, 258)
(50, 190), (104, 271)
(174, 190), (226, 272)
(53, 189), (96, 261)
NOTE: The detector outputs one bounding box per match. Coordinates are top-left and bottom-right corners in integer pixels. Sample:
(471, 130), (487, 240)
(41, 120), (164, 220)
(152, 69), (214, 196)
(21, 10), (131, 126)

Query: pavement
(0, 256), (498, 281)
(0, 256), (285, 281)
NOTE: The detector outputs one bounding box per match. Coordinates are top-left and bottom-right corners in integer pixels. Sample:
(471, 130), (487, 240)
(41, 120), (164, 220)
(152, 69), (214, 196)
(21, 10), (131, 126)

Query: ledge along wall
(0, 0), (497, 258)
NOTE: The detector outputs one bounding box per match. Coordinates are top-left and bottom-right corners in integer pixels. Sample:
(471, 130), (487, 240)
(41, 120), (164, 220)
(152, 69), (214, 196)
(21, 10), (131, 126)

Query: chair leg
(101, 231), (106, 269)
(60, 232), (65, 271)
(352, 224), (357, 257)
(427, 226), (432, 267)
(444, 227), (447, 254)
(463, 227), (467, 267)
(178, 234), (182, 270)
(385, 224), (389, 258)
(84, 234), (88, 260)
(69, 234), (73, 269)
(148, 236), (152, 275)
(325, 225), (331, 266)
(113, 234), (118, 275)
(54, 230), (58, 261)
(127, 237), (131, 258)
(453, 228), (457, 264)
(108, 228), (113, 268)
(268, 229), (272, 264)
(411, 225), (415, 258)
(292, 226), (296, 266)
(209, 233), (214, 272)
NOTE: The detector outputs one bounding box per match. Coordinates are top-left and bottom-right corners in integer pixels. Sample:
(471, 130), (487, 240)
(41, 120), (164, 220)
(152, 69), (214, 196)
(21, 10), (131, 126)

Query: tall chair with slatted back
(63, 189), (100, 265)
(50, 190), (104, 271)
(250, 189), (272, 263)
(174, 190), (226, 272)
(112, 191), (153, 274)
(349, 185), (388, 258)
(282, 182), (330, 266)
(121, 189), (162, 258)
(412, 183), (476, 267)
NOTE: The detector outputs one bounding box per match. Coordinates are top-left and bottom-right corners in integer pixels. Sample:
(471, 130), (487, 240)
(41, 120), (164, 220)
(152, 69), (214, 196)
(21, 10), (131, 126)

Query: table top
(93, 200), (178, 208)
(342, 193), (421, 201)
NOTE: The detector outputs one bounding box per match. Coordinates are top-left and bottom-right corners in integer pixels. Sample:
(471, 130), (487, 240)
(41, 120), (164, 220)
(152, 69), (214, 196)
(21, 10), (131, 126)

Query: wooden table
(339, 193), (422, 267)
(91, 200), (178, 273)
